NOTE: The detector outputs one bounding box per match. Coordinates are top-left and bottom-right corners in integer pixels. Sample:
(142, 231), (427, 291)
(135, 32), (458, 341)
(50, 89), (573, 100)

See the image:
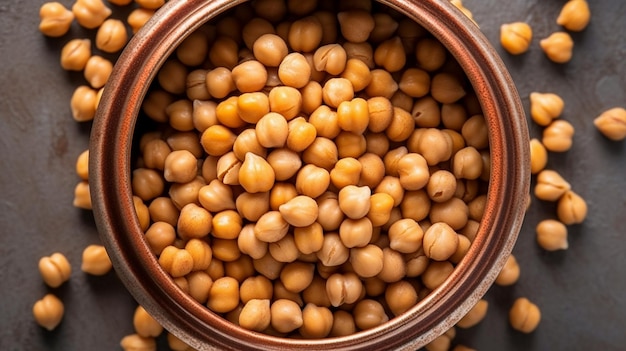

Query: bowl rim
(90, 0), (530, 350)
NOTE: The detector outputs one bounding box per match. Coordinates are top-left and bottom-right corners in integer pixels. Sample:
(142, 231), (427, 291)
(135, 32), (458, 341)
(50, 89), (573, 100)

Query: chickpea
(239, 152), (276, 193)
(84, 55), (113, 89)
(72, 0), (112, 29)
(269, 86), (302, 120)
(135, 0), (165, 10)
(536, 219), (568, 251)
(534, 169), (571, 201)
(239, 299), (271, 332)
(38, 252), (71, 288)
(594, 107), (626, 141)
(495, 254), (521, 286)
(415, 37), (446, 71)
(81, 244), (112, 275)
(60, 39), (91, 71)
(542, 120), (575, 152)
(500, 22), (533, 55)
(33, 294), (64, 331)
(530, 92), (564, 126)
(337, 10), (375, 43)
(557, 0), (591, 32)
(421, 261), (454, 290)
(540, 32), (574, 63)
(207, 276), (240, 313)
(39, 2), (74, 37)
(317, 233), (349, 267)
(271, 299), (304, 333)
(95, 19), (128, 53)
(456, 299), (488, 328)
(557, 190), (588, 225)
(288, 16), (323, 52)
(127, 8), (155, 34)
(70, 85), (98, 122)
(529, 139), (548, 174)
(133, 305), (163, 338)
(120, 334), (156, 351)
(509, 297), (541, 333)
(353, 299), (389, 330)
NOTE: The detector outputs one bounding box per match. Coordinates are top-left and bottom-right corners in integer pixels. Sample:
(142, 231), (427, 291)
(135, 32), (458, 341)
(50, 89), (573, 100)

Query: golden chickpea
(431, 72), (466, 104)
(70, 85), (97, 122)
(337, 10), (375, 43)
(453, 146), (483, 180)
(353, 299), (389, 330)
(148, 197), (179, 227)
(557, 0), (591, 32)
(300, 303), (334, 339)
(415, 37), (446, 71)
(60, 39), (91, 71)
(286, 117), (317, 152)
(288, 16), (323, 52)
(335, 131), (365, 159)
(423, 222), (459, 261)
(81, 244), (112, 275)
(207, 276), (240, 313)
(39, 2), (75, 37)
(293, 222), (324, 255)
(127, 8), (155, 34)
(95, 19), (128, 53)
(594, 107), (626, 141)
(495, 254), (521, 286)
(278, 195), (318, 228)
(38, 252), (71, 288)
(239, 152), (276, 193)
(270, 299), (303, 333)
(330, 310), (357, 337)
(72, 0), (112, 29)
(239, 299), (271, 332)
(84, 55), (113, 89)
(316, 233), (349, 267)
(33, 294), (64, 331)
(534, 169), (571, 201)
(254, 211), (289, 243)
(133, 305), (163, 338)
(253, 33), (288, 67)
(509, 297), (541, 333)
(457, 299), (489, 328)
(500, 22), (533, 55)
(198, 179), (236, 213)
(350, 244), (384, 278)
(269, 86), (302, 120)
(540, 32), (574, 63)
(277, 52), (311, 88)
(120, 334), (156, 351)
(530, 92), (564, 126)
(323, 78), (355, 108)
(313, 44), (348, 75)
(557, 190), (588, 225)
(543, 119), (575, 152)
(536, 219), (568, 251)
(365, 69), (398, 99)
(135, 0), (165, 10)
(385, 280), (418, 316)
(529, 139), (548, 174)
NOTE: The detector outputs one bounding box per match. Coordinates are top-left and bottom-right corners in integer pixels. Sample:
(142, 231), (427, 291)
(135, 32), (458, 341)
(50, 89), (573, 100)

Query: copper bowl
(90, 0), (529, 349)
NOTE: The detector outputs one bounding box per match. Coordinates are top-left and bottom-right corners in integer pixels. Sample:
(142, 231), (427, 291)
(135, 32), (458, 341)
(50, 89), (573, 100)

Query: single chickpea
(353, 299), (389, 330)
(148, 197), (180, 227)
(96, 19), (128, 53)
(453, 146), (483, 180)
(374, 36), (406, 72)
(205, 67), (235, 99)
(270, 299), (303, 333)
(365, 69), (398, 99)
(177, 203), (212, 240)
(557, 190), (588, 225)
(293, 222), (324, 255)
(509, 297), (541, 333)
(39, 2), (75, 37)
(529, 139), (548, 174)
(81, 244), (112, 275)
(84, 55), (113, 89)
(120, 334), (156, 351)
(135, 0), (165, 10)
(456, 299), (489, 328)
(530, 92), (564, 126)
(300, 303), (334, 339)
(253, 34), (288, 67)
(133, 305), (163, 338)
(350, 245), (384, 278)
(313, 44), (347, 76)
(337, 10), (375, 43)
(254, 211), (289, 243)
(72, 0), (112, 29)
(421, 260), (455, 290)
(495, 254), (521, 286)
(385, 280), (418, 316)
(316, 233), (349, 267)
(534, 169), (571, 201)
(288, 16), (323, 52)
(396, 153), (429, 190)
(500, 22), (533, 55)
(594, 107), (626, 141)
(33, 294), (64, 331)
(540, 32), (574, 63)
(536, 219), (568, 251)
(330, 310), (357, 337)
(343, 41), (375, 69)
(399, 68), (431, 98)
(269, 86), (302, 120)
(430, 72), (466, 104)
(278, 194), (318, 227)
(70, 85), (98, 122)
(341, 58), (372, 92)
(238, 153), (275, 193)
(38, 252), (71, 288)
(239, 299), (271, 332)
(557, 0), (591, 32)
(60, 39), (91, 71)
(542, 119), (575, 152)
(231, 60), (268, 93)
(207, 277), (240, 313)
(323, 78), (355, 109)
(423, 222), (460, 261)
(415, 37), (447, 71)
(269, 233), (300, 263)
(127, 8), (155, 34)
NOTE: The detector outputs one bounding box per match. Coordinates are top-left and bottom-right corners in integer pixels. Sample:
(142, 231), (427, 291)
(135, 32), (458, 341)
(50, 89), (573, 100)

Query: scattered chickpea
(542, 120), (575, 152)
(133, 305), (163, 338)
(39, 2), (74, 37)
(557, 0), (591, 32)
(84, 55), (113, 89)
(33, 294), (64, 331)
(557, 190), (588, 225)
(73, 180), (92, 209)
(500, 22), (532, 55)
(509, 297), (541, 333)
(529, 92), (564, 126)
(119, 333), (157, 351)
(536, 219), (569, 251)
(70, 85), (98, 122)
(38, 252), (72, 288)
(540, 32), (574, 64)
(72, 0), (112, 29)
(529, 139), (548, 174)
(534, 169), (571, 201)
(593, 107), (626, 141)
(60, 39), (91, 71)
(495, 254), (520, 286)
(456, 299), (489, 328)
(127, 8), (155, 34)
(95, 19), (128, 53)
(81, 244), (113, 275)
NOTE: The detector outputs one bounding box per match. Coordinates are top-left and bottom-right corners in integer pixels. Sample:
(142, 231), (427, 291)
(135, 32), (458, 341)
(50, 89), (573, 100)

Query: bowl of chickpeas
(90, 0), (529, 349)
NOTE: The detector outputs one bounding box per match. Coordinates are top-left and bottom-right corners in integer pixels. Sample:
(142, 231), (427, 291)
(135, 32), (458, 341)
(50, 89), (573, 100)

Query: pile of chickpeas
(34, 0), (626, 350)
(131, 0), (495, 343)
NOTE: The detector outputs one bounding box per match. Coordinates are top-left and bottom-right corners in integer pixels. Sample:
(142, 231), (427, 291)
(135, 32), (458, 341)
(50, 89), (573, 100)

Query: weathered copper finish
(90, 0), (529, 349)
